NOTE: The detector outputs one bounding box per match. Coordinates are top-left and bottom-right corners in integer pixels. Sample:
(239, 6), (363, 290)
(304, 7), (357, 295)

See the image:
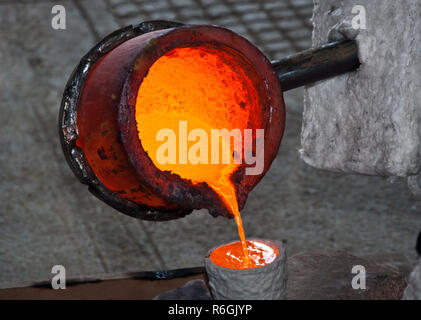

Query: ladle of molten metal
(59, 20), (360, 271)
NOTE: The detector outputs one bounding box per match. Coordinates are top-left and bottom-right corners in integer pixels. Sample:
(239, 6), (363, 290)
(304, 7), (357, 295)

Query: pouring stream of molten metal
(135, 45), (276, 268)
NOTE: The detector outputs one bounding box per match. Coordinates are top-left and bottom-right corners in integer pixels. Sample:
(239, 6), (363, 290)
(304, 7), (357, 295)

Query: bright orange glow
(210, 240), (278, 269)
(135, 45), (265, 267)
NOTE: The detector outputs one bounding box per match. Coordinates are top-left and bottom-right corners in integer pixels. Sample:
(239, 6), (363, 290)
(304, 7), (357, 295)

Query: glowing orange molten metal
(210, 240), (278, 269)
(135, 45), (266, 266)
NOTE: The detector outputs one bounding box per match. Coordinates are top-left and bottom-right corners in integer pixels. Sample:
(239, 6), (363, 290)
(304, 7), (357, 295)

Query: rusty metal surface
(60, 20), (287, 220)
(59, 20), (193, 221)
(104, 0), (313, 59)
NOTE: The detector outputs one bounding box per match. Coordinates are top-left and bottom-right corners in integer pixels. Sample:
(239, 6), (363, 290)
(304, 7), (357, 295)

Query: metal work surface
(1, 0), (420, 289)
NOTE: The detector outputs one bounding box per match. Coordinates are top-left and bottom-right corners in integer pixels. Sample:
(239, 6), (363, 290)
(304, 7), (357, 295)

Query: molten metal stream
(211, 176), (250, 266)
(135, 45), (269, 268)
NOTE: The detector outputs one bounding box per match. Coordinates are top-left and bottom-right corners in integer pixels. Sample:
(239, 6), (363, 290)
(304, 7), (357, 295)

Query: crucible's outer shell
(59, 20), (285, 221)
(204, 239), (287, 300)
(59, 20), (190, 221)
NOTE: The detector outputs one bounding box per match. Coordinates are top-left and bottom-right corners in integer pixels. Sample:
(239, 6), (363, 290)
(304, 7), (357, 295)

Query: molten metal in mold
(210, 240), (279, 269)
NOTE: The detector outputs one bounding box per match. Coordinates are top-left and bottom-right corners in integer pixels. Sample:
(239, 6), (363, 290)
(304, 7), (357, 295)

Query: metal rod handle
(272, 40), (360, 92)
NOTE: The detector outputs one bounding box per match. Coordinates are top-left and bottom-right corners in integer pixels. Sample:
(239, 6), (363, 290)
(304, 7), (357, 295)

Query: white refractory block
(301, 1), (421, 177)
(402, 259), (421, 300)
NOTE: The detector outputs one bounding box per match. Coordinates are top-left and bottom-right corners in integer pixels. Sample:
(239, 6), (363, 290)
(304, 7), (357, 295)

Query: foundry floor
(0, 0), (420, 288)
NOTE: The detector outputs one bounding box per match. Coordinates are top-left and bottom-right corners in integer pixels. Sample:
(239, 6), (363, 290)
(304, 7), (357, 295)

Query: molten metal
(135, 44), (271, 261)
(210, 240), (279, 269)
(59, 21), (285, 223)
